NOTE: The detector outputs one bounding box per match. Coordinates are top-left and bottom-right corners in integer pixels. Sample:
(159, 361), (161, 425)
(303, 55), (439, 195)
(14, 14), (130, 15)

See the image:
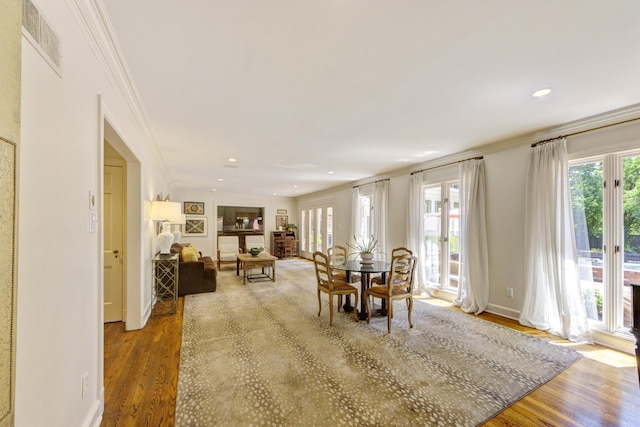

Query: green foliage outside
(570, 156), (640, 254)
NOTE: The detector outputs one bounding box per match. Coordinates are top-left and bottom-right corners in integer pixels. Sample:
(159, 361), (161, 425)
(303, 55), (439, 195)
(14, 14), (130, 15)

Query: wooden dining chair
(313, 251), (359, 326)
(327, 245), (361, 309)
(364, 253), (416, 333)
(370, 247), (413, 286)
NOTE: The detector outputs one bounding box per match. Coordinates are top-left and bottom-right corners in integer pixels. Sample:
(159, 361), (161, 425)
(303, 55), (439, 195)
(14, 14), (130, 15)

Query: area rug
(176, 259), (581, 426)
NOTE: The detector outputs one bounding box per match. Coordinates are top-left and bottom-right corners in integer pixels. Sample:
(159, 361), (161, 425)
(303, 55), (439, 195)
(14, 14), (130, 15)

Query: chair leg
(387, 300), (392, 333)
(317, 289), (322, 317)
(338, 295), (342, 312)
(407, 297), (413, 329)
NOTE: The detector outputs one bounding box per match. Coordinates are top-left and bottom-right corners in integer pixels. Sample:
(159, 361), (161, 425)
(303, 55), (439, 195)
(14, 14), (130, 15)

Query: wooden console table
(631, 283), (640, 387)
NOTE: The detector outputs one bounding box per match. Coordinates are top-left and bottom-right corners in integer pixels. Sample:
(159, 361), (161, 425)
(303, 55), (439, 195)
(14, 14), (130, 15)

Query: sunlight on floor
(579, 347), (637, 368)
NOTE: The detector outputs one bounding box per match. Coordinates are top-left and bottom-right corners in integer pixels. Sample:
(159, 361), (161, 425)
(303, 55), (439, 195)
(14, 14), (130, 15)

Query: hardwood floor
(102, 299), (183, 427)
(102, 297), (640, 426)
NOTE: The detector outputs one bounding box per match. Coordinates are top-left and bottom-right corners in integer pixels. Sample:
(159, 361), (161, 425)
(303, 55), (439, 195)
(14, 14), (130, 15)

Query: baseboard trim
(81, 398), (103, 427)
(485, 303), (520, 321)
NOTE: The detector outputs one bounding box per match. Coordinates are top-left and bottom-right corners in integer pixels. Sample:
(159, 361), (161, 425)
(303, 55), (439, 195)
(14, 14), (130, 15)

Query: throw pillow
(182, 245), (199, 262)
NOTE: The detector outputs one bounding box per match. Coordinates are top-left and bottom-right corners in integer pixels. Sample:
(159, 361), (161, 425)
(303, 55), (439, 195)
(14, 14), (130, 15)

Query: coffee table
(236, 253), (278, 284)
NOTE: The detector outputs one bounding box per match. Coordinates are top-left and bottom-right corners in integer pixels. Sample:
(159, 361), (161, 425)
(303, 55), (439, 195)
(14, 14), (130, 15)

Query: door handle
(113, 249), (119, 259)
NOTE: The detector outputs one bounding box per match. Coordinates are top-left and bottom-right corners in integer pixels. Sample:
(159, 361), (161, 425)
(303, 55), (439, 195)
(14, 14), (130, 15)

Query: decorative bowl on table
(360, 252), (375, 265)
(248, 247), (264, 256)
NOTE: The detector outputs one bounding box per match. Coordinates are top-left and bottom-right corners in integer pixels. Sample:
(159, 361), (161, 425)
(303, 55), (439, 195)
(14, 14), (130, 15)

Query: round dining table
(331, 259), (390, 320)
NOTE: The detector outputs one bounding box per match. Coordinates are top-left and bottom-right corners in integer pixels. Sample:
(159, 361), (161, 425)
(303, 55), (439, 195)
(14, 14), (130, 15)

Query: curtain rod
(531, 116), (640, 148)
(352, 178), (390, 189)
(410, 156), (484, 176)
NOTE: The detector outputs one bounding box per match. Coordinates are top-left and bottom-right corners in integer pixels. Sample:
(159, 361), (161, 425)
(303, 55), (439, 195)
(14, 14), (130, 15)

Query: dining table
(331, 259), (390, 320)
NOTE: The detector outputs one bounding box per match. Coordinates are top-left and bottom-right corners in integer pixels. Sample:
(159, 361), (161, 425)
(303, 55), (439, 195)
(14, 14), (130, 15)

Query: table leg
(357, 272), (370, 320)
(236, 258), (240, 276)
(272, 260), (276, 282)
(343, 271), (353, 312)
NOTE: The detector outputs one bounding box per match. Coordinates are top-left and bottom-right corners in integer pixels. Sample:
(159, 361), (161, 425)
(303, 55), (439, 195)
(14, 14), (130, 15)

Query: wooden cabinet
(272, 231), (297, 258)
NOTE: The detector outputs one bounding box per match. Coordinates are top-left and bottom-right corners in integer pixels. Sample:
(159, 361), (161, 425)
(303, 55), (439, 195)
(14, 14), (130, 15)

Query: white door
(104, 162), (124, 323)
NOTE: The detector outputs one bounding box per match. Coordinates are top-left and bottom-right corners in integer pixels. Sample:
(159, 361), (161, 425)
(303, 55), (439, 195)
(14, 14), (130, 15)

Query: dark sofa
(170, 243), (217, 296)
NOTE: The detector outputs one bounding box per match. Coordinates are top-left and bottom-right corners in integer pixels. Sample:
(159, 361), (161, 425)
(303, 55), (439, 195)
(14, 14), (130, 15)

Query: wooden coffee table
(236, 253), (278, 284)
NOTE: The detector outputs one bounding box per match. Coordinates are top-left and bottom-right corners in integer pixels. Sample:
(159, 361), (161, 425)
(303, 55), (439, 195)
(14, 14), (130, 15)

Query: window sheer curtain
(519, 138), (592, 342)
(351, 187), (360, 248)
(453, 159), (489, 314)
(408, 173), (428, 294)
(372, 180), (388, 258)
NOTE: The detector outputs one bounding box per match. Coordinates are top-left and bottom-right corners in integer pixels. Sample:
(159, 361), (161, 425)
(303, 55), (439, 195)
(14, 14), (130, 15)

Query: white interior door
(104, 162), (124, 323)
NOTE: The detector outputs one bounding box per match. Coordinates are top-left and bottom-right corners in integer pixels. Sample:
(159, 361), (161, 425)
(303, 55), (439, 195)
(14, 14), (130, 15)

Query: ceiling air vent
(22, 0), (61, 75)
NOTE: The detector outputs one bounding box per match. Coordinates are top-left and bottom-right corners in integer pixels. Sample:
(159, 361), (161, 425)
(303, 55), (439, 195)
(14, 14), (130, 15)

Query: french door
(570, 152), (639, 335)
(300, 204), (334, 257)
(424, 181), (460, 291)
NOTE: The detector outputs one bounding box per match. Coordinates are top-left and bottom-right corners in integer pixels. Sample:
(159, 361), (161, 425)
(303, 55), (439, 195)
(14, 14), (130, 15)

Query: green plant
(285, 223), (297, 230)
(348, 235), (378, 254)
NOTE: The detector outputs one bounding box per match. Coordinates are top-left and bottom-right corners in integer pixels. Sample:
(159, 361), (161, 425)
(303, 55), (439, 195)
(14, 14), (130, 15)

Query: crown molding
(65, 0), (172, 182)
(472, 103), (640, 155)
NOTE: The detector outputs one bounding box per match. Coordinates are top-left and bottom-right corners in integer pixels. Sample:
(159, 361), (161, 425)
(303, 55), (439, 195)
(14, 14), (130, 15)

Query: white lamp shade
(172, 214), (187, 225)
(150, 201), (182, 222)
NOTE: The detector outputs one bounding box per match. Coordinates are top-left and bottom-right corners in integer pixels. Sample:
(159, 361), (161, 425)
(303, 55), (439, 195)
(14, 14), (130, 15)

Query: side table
(152, 253), (179, 316)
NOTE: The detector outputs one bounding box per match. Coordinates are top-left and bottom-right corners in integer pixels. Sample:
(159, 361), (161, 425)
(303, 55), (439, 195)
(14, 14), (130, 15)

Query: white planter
(360, 252), (374, 264)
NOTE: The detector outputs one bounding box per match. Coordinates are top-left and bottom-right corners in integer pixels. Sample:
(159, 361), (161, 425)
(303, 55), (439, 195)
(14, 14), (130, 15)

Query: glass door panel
(447, 183), (460, 289)
(622, 155), (640, 329)
(424, 186), (442, 286)
(301, 210), (307, 252)
(569, 161), (604, 324)
(308, 209), (315, 253)
(316, 208), (323, 252)
(327, 207), (333, 249)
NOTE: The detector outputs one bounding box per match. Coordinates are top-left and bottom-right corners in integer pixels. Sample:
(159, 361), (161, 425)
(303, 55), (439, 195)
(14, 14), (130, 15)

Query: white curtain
(519, 138), (592, 342)
(408, 172), (428, 294)
(372, 180), (388, 258)
(351, 187), (360, 248)
(453, 159), (489, 314)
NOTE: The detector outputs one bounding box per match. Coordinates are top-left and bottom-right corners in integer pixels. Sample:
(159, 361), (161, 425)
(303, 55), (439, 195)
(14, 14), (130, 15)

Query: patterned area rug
(176, 259), (581, 426)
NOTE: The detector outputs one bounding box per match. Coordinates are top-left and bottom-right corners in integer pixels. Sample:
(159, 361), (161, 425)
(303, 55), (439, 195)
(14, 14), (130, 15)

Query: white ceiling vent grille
(22, 0), (61, 75)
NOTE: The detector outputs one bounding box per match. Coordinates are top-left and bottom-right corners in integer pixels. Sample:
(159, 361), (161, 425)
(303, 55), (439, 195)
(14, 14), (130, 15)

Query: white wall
(172, 189), (298, 257)
(298, 107), (640, 330)
(17, 1), (172, 426)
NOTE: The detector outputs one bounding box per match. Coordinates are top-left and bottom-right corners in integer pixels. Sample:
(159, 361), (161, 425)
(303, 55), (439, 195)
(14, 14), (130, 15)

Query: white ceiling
(103, 1), (640, 197)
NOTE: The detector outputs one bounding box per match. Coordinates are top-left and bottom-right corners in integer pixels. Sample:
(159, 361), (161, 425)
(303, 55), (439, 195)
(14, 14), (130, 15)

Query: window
(301, 210), (307, 252)
(327, 207), (334, 249)
(423, 181), (460, 291)
(570, 152), (639, 335)
(300, 197), (335, 258)
(357, 194), (372, 239)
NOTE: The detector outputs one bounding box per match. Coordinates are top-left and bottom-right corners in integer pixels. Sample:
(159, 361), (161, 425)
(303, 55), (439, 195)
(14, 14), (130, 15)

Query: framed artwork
(276, 209), (287, 215)
(276, 215), (288, 229)
(184, 216), (208, 236)
(184, 201), (204, 215)
(0, 136), (17, 422)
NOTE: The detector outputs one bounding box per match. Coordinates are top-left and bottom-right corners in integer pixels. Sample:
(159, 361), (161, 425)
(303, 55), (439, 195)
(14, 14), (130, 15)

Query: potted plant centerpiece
(348, 235), (378, 265)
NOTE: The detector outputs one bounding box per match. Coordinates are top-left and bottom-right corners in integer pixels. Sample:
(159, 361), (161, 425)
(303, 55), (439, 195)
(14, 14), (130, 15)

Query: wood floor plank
(101, 296), (640, 426)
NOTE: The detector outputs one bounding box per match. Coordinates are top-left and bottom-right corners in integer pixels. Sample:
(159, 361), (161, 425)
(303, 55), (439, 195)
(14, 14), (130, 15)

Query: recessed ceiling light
(293, 185), (298, 188)
(217, 178), (224, 182)
(328, 171), (334, 175)
(272, 192), (277, 196)
(532, 88), (552, 97)
(211, 188), (216, 192)
(228, 158), (237, 162)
